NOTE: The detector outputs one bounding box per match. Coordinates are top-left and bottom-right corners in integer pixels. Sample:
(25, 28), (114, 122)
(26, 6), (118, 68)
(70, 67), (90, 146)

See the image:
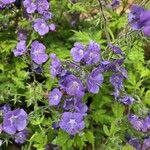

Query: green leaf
(103, 125), (110, 136)
(144, 90), (150, 105)
(85, 131), (95, 147)
(112, 103), (125, 119)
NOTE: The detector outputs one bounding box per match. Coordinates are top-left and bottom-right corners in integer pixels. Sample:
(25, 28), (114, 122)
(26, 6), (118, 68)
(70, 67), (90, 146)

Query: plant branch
(98, 0), (111, 42)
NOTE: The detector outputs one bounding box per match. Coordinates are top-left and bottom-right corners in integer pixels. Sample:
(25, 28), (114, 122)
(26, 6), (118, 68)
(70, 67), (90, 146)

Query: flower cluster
(13, 30), (27, 57)
(128, 114), (150, 132)
(111, 0), (120, 9)
(0, 105), (28, 144)
(13, 39), (48, 71)
(128, 4), (150, 37)
(127, 136), (150, 150)
(23, 0), (56, 36)
(0, 0), (15, 9)
(49, 41), (133, 135)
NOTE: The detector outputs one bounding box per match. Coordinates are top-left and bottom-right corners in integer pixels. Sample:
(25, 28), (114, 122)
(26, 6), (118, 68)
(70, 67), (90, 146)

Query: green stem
(98, 0), (111, 43)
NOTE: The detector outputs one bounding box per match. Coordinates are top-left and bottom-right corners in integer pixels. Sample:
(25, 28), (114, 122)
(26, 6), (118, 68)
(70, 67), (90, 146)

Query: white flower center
(72, 81), (79, 89)
(78, 49), (83, 56)
(41, 23), (46, 28)
(53, 94), (59, 100)
(68, 119), (76, 128)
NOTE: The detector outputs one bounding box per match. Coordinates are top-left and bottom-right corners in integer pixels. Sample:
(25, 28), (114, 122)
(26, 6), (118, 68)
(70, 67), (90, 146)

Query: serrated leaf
(103, 125), (110, 136)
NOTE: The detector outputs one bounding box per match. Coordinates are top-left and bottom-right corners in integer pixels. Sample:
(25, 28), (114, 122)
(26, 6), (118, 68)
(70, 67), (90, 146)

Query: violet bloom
(23, 0), (36, 14)
(33, 18), (49, 36)
(112, 88), (120, 100)
(128, 138), (141, 150)
(83, 41), (100, 65)
(128, 114), (147, 132)
(71, 42), (85, 62)
(144, 116), (150, 131)
(49, 24), (56, 32)
(63, 97), (87, 115)
(63, 98), (75, 110)
(0, 104), (11, 115)
(142, 137), (150, 150)
(18, 30), (27, 41)
(1, 0), (15, 4)
(108, 44), (124, 56)
(140, 10), (150, 37)
(128, 5), (144, 30)
(3, 109), (28, 135)
(75, 99), (88, 115)
(59, 112), (84, 135)
(115, 66), (128, 79)
(0, 2), (5, 9)
(14, 130), (28, 144)
(48, 88), (62, 106)
(32, 63), (43, 74)
(36, 0), (49, 14)
(50, 53), (64, 77)
(87, 68), (104, 94)
(13, 40), (27, 57)
(31, 40), (48, 65)
(109, 73), (124, 90)
(99, 58), (124, 73)
(119, 96), (134, 105)
(43, 11), (52, 20)
(60, 74), (85, 97)
(111, 0), (120, 9)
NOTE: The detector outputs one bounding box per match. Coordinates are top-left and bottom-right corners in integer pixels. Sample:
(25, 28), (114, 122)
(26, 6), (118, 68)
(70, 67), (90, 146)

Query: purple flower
(49, 23), (56, 32)
(48, 88), (62, 106)
(128, 138), (141, 150)
(33, 18), (49, 36)
(115, 66), (128, 79)
(142, 137), (150, 150)
(140, 10), (150, 27)
(108, 44), (124, 56)
(119, 96), (134, 105)
(59, 112), (84, 135)
(83, 41), (100, 65)
(75, 99), (88, 115)
(14, 130), (28, 144)
(111, 0), (120, 9)
(140, 10), (150, 37)
(60, 74), (85, 97)
(63, 97), (87, 115)
(3, 109), (27, 135)
(63, 98), (75, 110)
(36, 0), (49, 14)
(42, 11), (53, 20)
(13, 40), (27, 56)
(23, 0), (36, 14)
(32, 63), (43, 74)
(128, 5), (144, 30)
(71, 42), (85, 62)
(99, 58), (124, 73)
(143, 26), (150, 37)
(0, 104), (11, 115)
(109, 73), (124, 90)
(0, 2), (5, 9)
(112, 88), (120, 100)
(31, 41), (48, 65)
(87, 68), (104, 94)
(128, 114), (147, 132)
(18, 30), (27, 41)
(144, 116), (150, 130)
(1, 0), (15, 4)
(50, 53), (64, 77)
